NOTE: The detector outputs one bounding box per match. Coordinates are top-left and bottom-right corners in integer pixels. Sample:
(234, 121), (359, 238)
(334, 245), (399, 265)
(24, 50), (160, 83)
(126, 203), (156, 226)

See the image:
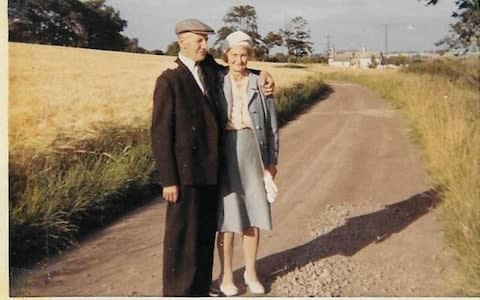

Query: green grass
(9, 126), (159, 267)
(275, 77), (332, 126)
(9, 78), (331, 268)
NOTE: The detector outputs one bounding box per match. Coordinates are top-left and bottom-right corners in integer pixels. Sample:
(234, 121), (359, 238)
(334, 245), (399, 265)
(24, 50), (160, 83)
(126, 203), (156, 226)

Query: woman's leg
(242, 226), (260, 281)
(217, 231), (235, 287)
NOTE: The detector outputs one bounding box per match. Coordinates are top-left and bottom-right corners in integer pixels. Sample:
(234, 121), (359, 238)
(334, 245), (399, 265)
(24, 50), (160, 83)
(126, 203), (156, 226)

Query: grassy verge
(9, 77), (331, 268)
(9, 126), (159, 267)
(321, 57), (480, 295)
(274, 77), (332, 126)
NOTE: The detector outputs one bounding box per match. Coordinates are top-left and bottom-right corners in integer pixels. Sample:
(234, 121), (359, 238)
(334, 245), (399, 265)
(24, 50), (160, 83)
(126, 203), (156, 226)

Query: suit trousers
(162, 185), (219, 296)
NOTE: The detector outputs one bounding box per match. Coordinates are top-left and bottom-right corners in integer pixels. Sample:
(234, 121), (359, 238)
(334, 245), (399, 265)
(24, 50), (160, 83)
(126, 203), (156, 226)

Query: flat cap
(223, 31), (253, 52)
(175, 18), (215, 35)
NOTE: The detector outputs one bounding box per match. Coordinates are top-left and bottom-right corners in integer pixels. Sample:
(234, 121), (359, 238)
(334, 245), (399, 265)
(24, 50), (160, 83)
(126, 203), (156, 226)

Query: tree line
(166, 5), (315, 62)
(215, 5), (314, 62)
(8, 0), (163, 54)
(8, 1), (479, 57)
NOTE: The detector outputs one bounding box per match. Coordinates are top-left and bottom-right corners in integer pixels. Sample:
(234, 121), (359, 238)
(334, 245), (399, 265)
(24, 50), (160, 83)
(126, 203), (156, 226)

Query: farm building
(327, 50), (381, 69)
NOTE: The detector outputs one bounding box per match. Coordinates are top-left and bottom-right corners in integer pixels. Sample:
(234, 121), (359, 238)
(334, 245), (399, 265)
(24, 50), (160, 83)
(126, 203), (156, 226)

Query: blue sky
(105, 0), (457, 53)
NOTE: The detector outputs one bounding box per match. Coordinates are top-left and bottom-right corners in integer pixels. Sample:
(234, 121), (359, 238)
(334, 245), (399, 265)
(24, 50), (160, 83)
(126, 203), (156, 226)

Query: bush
(385, 55), (411, 66)
(298, 54), (329, 64)
(267, 53), (289, 63)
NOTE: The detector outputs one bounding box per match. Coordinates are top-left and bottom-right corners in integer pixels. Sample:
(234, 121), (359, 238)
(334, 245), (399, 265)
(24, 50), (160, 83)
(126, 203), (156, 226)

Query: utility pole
(326, 34), (331, 52)
(385, 24), (389, 54)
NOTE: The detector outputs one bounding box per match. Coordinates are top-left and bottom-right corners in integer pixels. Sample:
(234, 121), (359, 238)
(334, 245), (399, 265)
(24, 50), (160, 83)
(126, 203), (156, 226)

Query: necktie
(195, 64), (207, 95)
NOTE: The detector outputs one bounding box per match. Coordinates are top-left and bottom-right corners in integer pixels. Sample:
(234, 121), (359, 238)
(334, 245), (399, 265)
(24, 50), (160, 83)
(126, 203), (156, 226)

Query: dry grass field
(9, 42), (317, 155)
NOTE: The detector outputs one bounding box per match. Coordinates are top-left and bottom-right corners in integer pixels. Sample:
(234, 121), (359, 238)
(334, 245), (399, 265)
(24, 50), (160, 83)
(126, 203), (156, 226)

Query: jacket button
(192, 145), (197, 150)
(192, 126), (196, 131)
(256, 126), (260, 129)
(183, 163), (188, 167)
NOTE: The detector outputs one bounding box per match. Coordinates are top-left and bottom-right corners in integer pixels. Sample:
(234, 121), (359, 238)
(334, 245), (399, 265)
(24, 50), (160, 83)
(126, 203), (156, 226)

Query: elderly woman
(216, 31), (279, 296)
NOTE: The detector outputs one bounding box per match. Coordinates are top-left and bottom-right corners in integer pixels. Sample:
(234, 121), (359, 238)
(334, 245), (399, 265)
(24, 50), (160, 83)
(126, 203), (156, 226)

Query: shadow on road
(223, 189), (439, 293)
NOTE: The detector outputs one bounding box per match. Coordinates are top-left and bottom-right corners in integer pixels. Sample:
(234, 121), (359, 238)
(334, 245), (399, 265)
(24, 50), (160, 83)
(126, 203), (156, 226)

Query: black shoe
(208, 286), (222, 297)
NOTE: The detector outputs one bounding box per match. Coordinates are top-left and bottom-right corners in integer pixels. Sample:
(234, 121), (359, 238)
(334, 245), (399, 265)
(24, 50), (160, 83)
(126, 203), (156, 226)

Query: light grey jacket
(218, 71), (279, 166)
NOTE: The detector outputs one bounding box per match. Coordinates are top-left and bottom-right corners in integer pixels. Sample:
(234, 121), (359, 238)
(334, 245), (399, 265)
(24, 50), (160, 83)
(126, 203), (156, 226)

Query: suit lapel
(176, 58), (217, 113)
(176, 58), (205, 97)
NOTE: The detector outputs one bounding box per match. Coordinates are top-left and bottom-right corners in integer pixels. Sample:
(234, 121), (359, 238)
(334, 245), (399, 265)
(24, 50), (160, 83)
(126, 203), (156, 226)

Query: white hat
(223, 31), (253, 52)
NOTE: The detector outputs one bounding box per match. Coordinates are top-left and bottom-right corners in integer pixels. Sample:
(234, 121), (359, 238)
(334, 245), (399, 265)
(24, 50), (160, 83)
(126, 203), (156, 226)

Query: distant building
(328, 50), (380, 69)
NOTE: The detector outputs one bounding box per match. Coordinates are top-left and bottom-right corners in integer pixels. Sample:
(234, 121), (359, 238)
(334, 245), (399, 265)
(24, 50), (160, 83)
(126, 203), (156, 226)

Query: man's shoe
(208, 286), (222, 297)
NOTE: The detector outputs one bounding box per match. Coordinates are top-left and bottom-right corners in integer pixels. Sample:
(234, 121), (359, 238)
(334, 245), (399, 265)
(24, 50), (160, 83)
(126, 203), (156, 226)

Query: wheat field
(9, 42), (318, 154)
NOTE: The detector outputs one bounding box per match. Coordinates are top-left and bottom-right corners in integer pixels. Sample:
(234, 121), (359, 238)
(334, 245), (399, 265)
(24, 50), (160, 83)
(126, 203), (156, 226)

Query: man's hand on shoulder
(259, 71), (275, 96)
(161, 60), (179, 72)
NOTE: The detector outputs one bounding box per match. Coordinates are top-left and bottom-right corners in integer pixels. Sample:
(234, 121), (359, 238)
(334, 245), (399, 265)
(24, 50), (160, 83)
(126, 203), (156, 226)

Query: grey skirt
(218, 129), (272, 233)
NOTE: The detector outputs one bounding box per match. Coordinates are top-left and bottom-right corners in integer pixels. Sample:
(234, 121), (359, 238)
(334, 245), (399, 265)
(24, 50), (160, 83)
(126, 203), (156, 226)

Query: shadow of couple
(213, 188), (440, 294)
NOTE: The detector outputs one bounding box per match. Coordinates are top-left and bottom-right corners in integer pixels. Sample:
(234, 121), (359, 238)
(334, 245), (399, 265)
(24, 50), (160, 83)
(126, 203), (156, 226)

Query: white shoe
(244, 272), (265, 294)
(219, 283), (239, 297)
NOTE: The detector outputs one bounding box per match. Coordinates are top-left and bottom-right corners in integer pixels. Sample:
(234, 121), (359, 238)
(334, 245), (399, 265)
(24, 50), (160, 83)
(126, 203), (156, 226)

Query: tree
(215, 5), (264, 58)
(424, 0), (480, 53)
(165, 41), (180, 56)
(218, 5), (260, 42)
(279, 23), (295, 62)
(8, 0), (87, 46)
(8, 0), (129, 51)
(280, 16), (313, 62)
(125, 37), (139, 52)
(125, 37), (149, 53)
(81, 0), (128, 50)
(262, 32), (283, 59)
(209, 47), (223, 59)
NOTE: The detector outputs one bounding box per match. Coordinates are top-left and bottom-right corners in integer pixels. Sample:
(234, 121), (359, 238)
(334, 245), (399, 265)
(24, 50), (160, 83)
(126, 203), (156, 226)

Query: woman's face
(226, 46), (249, 72)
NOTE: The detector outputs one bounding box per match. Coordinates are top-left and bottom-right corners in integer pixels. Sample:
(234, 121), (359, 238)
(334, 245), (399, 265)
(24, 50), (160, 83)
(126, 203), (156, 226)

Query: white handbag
(256, 84), (278, 203)
(263, 171), (278, 203)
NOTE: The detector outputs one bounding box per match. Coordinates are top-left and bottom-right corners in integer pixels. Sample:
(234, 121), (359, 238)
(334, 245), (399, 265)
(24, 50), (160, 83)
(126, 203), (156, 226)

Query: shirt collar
(178, 53), (198, 73)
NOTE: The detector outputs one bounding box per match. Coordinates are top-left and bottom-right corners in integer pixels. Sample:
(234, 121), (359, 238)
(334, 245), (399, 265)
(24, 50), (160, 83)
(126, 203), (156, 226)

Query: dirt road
(11, 81), (455, 297)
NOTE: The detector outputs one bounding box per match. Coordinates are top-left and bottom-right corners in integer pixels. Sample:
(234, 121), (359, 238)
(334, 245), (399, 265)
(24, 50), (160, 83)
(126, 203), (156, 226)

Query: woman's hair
(222, 46), (253, 63)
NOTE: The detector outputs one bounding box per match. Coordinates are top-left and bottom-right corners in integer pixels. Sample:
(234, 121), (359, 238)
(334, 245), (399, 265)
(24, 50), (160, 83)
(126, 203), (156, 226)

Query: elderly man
(151, 19), (274, 296)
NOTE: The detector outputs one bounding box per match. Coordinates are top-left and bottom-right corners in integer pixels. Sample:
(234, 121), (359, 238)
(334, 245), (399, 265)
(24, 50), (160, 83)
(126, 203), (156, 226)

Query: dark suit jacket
(151, 57), (222, 187)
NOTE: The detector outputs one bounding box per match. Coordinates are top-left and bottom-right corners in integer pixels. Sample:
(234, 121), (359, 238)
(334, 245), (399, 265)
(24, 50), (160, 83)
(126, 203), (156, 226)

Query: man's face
(178, 32), (209, 62)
